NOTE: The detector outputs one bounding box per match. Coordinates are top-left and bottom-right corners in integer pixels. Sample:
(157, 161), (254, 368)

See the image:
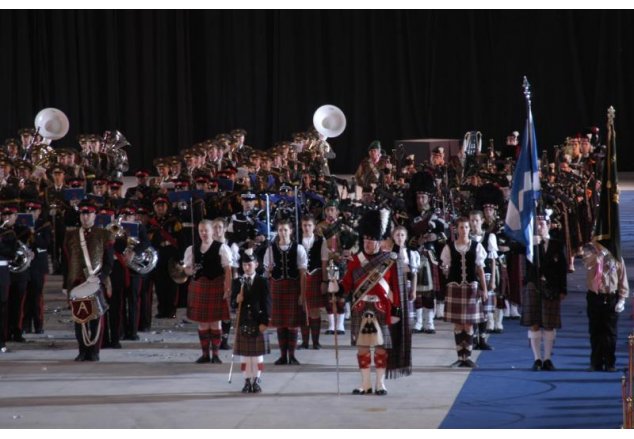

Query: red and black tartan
(233, 330), (271, 356)
(506, 252), (525, 305)
(270, 278), (303, 328)
(444, 282), (484, 324)
(304, 271), (325, 312)
(520, 282), (562, 329)
(186, 276), (230, 323)
(350, 301), (392, 348)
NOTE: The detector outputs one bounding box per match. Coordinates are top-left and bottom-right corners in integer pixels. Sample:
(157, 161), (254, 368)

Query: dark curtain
(0, 10), (632, 173)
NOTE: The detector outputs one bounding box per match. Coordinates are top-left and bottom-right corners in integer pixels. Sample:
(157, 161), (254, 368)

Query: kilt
(186, 276), (230, 323)
(507, 253), (525, 304)
(270, 278), (303, 328)
(482, 291), (496, 313)
(497, 263), (510, 308)
(445, 282), (484, 324)
(520, 282), (561, 329)
(233, 329), (271, 356)
(305, 271), (325, 312)
(350, 301), (392, 348)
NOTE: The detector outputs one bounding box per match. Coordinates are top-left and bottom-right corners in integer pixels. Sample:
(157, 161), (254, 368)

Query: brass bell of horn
(313, 104), (346, 139)
(34, 108), (70, 141)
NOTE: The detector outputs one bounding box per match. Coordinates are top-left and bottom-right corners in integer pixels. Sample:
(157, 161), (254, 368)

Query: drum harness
(78, 229), (103, 347)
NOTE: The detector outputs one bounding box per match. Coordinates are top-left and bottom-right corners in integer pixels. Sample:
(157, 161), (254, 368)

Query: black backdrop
(1, 10), (632, 173)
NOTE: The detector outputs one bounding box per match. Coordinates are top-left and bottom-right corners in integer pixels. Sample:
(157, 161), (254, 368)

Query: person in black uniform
(0, 213), (18, 351)
(5, 205), (33, 342)
(120, 206), (151, 341)
(521, 214), (568, 371)
(23, 201), (52, 334)
(147, 196), (182, 319)
(231, 249), (271, 393)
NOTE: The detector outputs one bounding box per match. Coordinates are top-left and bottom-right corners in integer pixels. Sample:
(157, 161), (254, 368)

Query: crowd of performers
(0, 125), (628, 395)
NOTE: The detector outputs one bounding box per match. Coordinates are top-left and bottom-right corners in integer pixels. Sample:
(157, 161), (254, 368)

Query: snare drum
(69, 279), (108, 324)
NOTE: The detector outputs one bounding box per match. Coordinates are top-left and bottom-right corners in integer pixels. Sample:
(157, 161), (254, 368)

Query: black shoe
(88, 352), (100, 361)
(542, 359), (556, 371)
(219, 338), (231, 350)
(325, 330), (335, 335)
(124, 334), (140, 341)
(491, 329), (503, 334)
(460, 359), (477, 368)
(312, 343), (322, 350)
(251, 378), (262, 393)
(274, 356), (288, 365)
(12, 335), (26, 343)
(450, 359), (463, 368)
(34, 329), (44, 335)
(424, 329), (436, 334)
(532, 359), (543, 371)
(478, 339), (493, 350)
(472, 340), (481, 350)
(336, 330), (345, 335)
(288, 356), (301, 365)
(111, 342), (122, 349)
(413, 328), (425, 334)
(352, 388), (372, 395)
(375, 389), (388, 396)
(195, 355), (211, 364)
(298, 342), (309, 350)
(74, 352), (87, 362)
(210, 354), (222, 364)
(241, 378), (252, 393)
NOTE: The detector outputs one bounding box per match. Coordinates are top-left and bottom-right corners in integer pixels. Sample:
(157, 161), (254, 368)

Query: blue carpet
(440, 190), (634, 429)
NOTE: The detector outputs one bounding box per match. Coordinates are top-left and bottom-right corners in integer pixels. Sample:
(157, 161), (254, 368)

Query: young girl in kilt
(521, 214), (567, 371)
(184, 219), (233, 364)
(299, 215), (328, 350)
(232, 249), (271, 393)
(440, 217), (488, 368)
(469, 210), (498, 350)
(263, 219), (307, 365)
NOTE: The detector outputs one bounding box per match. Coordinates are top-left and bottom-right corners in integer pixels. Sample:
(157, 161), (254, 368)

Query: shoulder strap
(79, 229), (97, 276)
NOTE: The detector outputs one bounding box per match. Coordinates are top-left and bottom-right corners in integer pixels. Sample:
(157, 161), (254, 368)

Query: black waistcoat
(271, 242), (299, 280)
(195, 241), (224, 280)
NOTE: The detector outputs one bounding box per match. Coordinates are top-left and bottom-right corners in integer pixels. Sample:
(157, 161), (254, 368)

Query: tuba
(102, 130), (130, 178)
(313, 105), (346, 139)
(10, 241), (34, 273)
(126, 237), (159, 275)
(34, 108), (70, 141)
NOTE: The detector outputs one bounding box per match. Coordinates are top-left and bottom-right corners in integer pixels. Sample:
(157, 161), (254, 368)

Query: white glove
(615, 299), (625, 313)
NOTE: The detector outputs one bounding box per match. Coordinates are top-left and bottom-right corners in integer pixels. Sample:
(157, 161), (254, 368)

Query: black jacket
(231, 275), (271, 327)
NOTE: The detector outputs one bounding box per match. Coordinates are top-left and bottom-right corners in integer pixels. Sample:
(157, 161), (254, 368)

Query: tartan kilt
(186, 276), (230, 323)
(520, 282), (562, 329)
(445, 282), (484, 324)
(497, 263), (510, 309)
(507, 253), (525, 304)
(482, 291), (496, 313)
(350, 301), (392, 348)
(233, 330), (271, 356)
(305, 271), (325, 311)
(270, 278), (303, 328)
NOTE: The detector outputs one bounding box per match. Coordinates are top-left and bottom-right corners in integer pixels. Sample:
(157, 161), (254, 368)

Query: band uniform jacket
(525, 239), (567, 298)
(63, 227), (114, 293)
(231, 275), (271, 327)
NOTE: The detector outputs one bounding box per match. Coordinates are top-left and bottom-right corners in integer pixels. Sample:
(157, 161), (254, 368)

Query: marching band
(0, 103), (628, 395)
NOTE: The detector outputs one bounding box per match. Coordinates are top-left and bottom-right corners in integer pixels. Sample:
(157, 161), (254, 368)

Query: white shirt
(471, 231), (499, 260)
(183, 240), (232, 269)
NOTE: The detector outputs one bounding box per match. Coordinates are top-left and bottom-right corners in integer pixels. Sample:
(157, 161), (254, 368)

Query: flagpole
(523, 76), (542, 289)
